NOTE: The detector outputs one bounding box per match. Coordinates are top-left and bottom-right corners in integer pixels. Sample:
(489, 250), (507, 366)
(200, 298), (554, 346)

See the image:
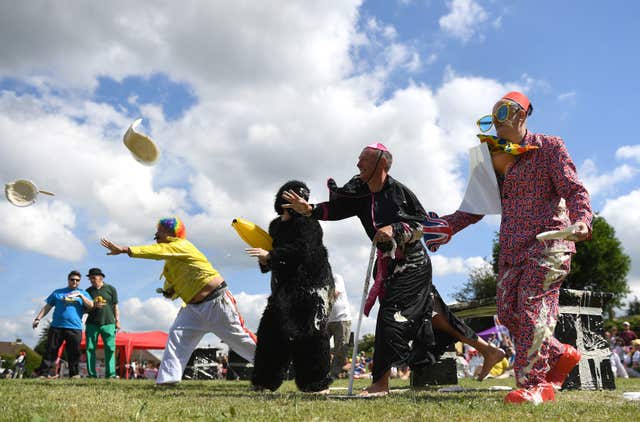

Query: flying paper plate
(536, 224), (580, 242)
(4, 179), (55, 207)
(123, 118), (159, 165)
(232, 218), (273, 251)
(623, 392), (640, 401)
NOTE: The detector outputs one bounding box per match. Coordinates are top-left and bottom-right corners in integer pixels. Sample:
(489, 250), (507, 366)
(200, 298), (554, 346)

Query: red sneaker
(545, 344), (581, 390)
(504, 383), (555, 405)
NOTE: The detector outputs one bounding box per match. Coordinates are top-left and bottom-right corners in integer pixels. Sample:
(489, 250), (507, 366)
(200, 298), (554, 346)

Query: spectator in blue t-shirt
(32, 270), (93, 378)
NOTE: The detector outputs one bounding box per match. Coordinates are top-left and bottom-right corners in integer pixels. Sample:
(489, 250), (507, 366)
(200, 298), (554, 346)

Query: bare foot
(477, 347), (506, 381)
(359, 384), (389, 397)
(359, 390), (389, 397)
(313, 388), (331, 395)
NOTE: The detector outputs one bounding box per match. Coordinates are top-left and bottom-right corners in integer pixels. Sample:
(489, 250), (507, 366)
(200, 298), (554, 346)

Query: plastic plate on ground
(623, 392), (640, 401)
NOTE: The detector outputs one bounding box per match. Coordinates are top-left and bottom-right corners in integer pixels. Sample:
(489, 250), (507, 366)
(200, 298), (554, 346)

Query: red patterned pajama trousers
(496, 251), (572, 388)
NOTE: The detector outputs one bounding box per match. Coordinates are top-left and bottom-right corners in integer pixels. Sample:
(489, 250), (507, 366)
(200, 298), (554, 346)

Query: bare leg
(432, 314), (505, 381)
(360, 369), (390, 396)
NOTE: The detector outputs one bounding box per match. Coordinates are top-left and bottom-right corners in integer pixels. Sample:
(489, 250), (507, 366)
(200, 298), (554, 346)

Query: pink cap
(365, 142), (389, 152)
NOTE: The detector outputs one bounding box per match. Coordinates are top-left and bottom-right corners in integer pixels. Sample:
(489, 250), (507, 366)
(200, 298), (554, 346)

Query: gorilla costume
(251, 180), (335, 392)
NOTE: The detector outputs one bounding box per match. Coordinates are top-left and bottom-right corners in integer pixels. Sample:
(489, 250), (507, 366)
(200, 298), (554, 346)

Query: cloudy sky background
(1, 0), (639, 351)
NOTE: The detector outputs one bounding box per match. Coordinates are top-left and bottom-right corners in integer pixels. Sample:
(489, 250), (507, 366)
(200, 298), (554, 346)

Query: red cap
(502, 91), (532, 113)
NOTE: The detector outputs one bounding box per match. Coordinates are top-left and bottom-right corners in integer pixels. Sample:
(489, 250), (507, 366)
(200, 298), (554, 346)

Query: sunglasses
(476, 102), (522, 133)
(69, 278), (81, 282)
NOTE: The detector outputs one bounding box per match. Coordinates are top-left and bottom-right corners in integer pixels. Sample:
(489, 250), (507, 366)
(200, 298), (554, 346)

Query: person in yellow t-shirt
(488, 357), (511, 378)
(487, 348), (513, 379)
(100, 217), (257, 386)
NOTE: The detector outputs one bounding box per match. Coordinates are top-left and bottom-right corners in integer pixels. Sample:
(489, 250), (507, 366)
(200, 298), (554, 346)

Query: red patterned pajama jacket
(443, 131), (592, 388)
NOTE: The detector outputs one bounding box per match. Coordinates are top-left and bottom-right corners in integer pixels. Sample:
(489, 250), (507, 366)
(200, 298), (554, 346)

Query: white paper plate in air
(123, 118), (159, 165)
(4, 179), (55, 207)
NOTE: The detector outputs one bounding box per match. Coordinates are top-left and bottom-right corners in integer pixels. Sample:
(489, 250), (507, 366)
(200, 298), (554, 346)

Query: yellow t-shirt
(489, 357), (510, 377)
(129, 237), (221, 303)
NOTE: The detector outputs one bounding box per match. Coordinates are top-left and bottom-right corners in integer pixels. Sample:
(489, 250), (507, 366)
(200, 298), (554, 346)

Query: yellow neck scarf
(477, 134), (539, 155)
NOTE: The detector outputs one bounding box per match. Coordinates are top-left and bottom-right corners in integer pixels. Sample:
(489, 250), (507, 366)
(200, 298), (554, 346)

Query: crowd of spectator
(606, 322), (640, 378)
(455, 333), (515, 380)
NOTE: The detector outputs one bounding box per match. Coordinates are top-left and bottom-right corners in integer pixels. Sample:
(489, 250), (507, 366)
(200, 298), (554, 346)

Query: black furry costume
(251, 181), (335, 392)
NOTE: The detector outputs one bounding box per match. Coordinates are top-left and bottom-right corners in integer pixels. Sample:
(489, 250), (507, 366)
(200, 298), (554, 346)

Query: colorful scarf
(477, 134), (539, 155)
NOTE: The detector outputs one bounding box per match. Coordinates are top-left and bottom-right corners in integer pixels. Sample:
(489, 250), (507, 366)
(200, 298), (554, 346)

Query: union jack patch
(422, 211), (452, 252)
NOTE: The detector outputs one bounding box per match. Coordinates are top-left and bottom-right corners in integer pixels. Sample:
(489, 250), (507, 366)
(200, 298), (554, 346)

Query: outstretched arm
(32, 304), (53, 329)
(281, 189), (358, 221)
(441, 211), (484, 236)
(100, 238), (131, 255)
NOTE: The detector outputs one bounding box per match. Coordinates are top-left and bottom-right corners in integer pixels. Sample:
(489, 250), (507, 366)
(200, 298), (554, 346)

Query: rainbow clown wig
(158, 217), (186, 239)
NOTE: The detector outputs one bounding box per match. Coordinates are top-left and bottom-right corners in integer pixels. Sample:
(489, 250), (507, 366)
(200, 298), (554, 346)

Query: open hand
(100, 238), (127, 255)
(281, 190), (311, 215)
(246, 248), (270, 265)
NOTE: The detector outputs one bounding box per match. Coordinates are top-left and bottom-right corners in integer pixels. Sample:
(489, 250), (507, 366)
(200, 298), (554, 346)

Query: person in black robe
(283, 143), (505, 396)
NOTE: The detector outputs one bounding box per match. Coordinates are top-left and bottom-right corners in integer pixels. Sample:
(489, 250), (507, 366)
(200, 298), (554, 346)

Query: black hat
(87, 268), (105, 277)
(274, 180), (310, 215)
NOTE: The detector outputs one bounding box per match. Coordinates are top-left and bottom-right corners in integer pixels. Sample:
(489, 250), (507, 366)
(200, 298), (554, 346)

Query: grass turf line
(0, 377), (639, 421)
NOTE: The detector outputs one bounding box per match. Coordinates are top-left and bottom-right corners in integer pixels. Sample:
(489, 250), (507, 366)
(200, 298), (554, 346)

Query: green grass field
(1, 377), (639, 421)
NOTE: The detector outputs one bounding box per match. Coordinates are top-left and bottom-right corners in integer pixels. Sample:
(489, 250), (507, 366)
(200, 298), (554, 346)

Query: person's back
(620, 323), (638, 346)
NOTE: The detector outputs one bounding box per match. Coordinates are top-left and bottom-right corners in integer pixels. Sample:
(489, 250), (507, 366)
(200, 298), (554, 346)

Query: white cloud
(439, 0), (488, 43)
(430, 255), (490, 276)
(0, 312), (40, 348)
(579, 159), (637, 197)
(0, 201), (85, 261)
(601, 190), (640, 292)
(231, 292), (269, 333)
(119, 297), (180, 332)
(557, 91), (576, 101)
(616, 144), (640, 163)
(383, 25), (398, 40)
(0, 1), (362, 92)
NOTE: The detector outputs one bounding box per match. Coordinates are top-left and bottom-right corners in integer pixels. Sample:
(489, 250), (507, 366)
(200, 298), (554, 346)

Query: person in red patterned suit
(442, 92), (592, 404)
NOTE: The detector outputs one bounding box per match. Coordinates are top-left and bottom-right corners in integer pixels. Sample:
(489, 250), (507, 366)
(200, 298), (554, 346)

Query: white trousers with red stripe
(157, 289), (257, 384)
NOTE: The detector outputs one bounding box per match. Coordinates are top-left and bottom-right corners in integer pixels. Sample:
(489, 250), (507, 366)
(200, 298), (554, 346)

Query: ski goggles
(476, 102), (522, 132)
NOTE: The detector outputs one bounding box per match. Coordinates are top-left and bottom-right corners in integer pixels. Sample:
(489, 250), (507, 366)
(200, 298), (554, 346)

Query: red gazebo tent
(58, 331), (168, 379)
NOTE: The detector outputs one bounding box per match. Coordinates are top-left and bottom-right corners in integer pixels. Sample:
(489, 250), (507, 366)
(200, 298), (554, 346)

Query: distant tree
(627, 297), (640, 317)
(491, 232), (500, 275)
(564, 215), (631, 317)
(454, 232), (499, 302)
(453, 264), (496, 303)
(348, 333), (376, 358)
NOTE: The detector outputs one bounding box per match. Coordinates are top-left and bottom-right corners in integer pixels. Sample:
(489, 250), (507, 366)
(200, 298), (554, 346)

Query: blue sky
(1, 0), (639, 349)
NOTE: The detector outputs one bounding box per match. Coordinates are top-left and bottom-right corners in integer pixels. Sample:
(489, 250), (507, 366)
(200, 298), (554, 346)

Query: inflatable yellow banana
(232, 218), (273, 251)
